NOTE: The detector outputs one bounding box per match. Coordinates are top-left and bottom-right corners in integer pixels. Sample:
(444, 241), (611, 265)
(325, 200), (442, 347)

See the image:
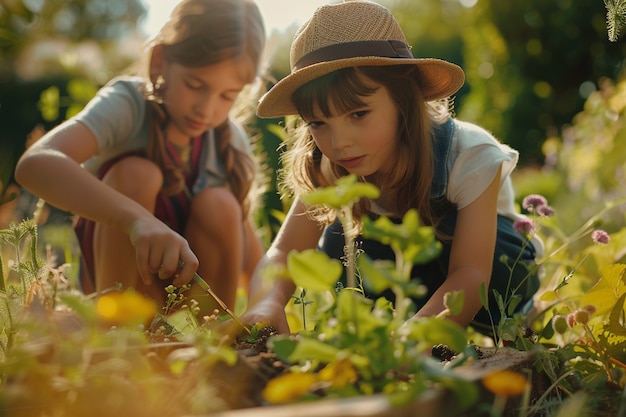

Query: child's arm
(242, 197), (323, 333)
(14, 120), (199, 286)
(412, 166), (502, 327)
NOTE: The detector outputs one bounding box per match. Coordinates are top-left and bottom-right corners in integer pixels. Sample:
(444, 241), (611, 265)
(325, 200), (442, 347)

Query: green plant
(505, 194), (626, 416)
(291, 288), (313, 331)
(605, 0), (626, 42)
(259, 170), (626, 416)
(261, 175), (478, 409)
(0, 220), (43, 368)
(0, 220), (240, 417)
(535, 261), (626, 414)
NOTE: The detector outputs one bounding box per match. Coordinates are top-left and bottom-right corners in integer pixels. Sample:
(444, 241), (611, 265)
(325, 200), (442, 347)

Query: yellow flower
(482, 370), (529, 397)
(96, 290), (157, 326)
(317, 358), (358, 388)
(262, 372), (318, 404)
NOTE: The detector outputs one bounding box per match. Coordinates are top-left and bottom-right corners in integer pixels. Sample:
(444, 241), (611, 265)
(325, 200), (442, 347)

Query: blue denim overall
(318, 118), (539, 333)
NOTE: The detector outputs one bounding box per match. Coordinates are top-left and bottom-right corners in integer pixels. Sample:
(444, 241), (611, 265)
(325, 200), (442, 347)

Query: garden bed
(196, 347), (541, 417)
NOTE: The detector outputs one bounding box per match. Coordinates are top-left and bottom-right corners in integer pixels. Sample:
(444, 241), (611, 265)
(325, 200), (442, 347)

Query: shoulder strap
(429, 118), (455, 199)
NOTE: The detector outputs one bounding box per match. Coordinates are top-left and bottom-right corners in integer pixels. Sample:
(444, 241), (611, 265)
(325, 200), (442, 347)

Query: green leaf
(301, 174), (379, 209)
(59, 293), (98, 325)
(539, 314), (556, 339)
(581, 263), (626, 316)
(267, 335), (298, 362)
(507, 294), (523, 316)
(287, 338), (341, 363)
(37, 86), (60, 121)
(287, 249), (342, 292)
(419, 357), (479, 410)
(440, 377), (479, 410)
(66, 104), (84, 119)
(607, 292), (626, 336)
(539, 290), (558, 302)
(407, 317), (467, 353)
(361, 210), (440, 267)
(335, 290), (388, 335)
(479, 282), (489, 310)
(361, 215), (405, 246)
(493, 289), (505, 315)
(67, 78), (97, 103)
(164, 308), (198, 335)
(267, 123), (288, 140)
(407, 240), (442, 266)
(358, 255), (397, 294)
(443, 290), (464, 316)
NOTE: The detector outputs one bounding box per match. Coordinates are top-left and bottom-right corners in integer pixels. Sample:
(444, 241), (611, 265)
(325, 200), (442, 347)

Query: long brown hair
(281, 65), (451, 229)
(142, 0), (265, 216)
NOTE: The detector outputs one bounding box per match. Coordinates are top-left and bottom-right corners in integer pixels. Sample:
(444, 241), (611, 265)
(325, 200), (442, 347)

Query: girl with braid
(15, 0), (266, 314)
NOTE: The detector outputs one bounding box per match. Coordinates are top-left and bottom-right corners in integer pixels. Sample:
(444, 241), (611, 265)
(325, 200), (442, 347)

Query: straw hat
(256, 0), (465, 118)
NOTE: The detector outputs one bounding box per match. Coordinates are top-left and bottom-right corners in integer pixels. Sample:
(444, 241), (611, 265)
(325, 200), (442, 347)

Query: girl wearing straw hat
(245, 0), (541, 335)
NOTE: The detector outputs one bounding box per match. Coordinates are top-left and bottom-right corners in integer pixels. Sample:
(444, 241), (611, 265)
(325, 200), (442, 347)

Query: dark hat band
(292, 40), (413, 71)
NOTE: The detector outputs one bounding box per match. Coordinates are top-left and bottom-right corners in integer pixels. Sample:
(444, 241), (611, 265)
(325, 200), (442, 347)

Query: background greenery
(1, 0), (625, 249)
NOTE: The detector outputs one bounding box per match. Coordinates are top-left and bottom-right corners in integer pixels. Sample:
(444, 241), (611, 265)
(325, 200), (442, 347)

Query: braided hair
(142, 0), (265, 216)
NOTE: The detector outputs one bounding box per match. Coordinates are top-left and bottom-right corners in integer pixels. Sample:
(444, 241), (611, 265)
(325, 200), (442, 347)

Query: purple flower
(513, 218), (535, 236)
(537, 205), (555, 217)
(522, 194), (548, 213)
(591, 230), (610, 245)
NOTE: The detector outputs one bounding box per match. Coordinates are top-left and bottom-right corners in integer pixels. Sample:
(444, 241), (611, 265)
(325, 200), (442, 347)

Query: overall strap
(429, 118), (455, 199)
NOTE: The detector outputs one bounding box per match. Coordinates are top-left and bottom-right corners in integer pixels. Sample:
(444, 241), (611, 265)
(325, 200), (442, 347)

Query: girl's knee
(102, 157), (163, 200)
(191, 187), (242, 221)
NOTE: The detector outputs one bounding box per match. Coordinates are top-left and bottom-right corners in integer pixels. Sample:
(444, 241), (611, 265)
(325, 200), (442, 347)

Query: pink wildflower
(513, 218), (535, 236)
(591, 230), (610, 245)
(522, 194), (548, 213)
(582, 304), (597, 315)
(537, 205), (555, 217)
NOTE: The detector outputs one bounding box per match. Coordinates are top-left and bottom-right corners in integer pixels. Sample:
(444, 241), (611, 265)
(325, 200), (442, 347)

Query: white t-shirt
(447, 120), (543, 255)
(447, 120), (518, 214)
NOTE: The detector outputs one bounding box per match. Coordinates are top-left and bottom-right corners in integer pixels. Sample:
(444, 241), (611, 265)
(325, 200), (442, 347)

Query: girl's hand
(128, 217), (199, 287)
(239, 299), (291, 335)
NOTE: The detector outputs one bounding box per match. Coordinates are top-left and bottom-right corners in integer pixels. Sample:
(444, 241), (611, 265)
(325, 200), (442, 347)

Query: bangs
(293, 68), (379, 121)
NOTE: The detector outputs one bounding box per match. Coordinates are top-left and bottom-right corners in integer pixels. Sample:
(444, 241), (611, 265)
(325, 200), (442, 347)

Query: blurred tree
(0, 0), (146, 198)
(392, 0), (468, 104)
(0, 0), (145, 80)
(385, 0), (626, 166)
(470, 0), (626, 164)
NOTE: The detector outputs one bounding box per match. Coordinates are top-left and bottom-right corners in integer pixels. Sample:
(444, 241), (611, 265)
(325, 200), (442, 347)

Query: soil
(206, 324), (289, 409)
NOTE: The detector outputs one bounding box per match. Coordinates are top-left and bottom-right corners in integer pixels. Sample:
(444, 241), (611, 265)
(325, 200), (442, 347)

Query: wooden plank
(193, 389), (448, 417)
(452, 347), (536, 381)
